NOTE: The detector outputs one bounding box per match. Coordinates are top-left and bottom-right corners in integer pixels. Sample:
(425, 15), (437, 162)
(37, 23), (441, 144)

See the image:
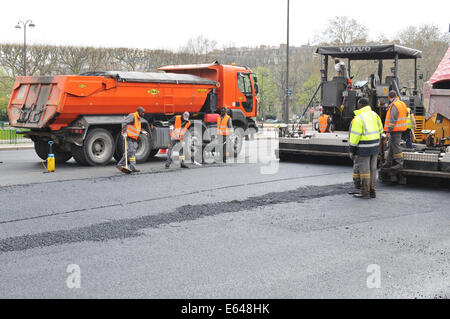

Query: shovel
(120, 135), (132, 174)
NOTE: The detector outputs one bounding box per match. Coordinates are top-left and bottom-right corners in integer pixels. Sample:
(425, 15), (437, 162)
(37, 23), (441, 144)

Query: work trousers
(402, 129), (413, 149)
(118, 137), (137, 170)
(216, 135), (230, 163)
(357, 155), (377, 196)
(166, 139), (185, 166)
(353, 155), (361, 189)
(386, 131), (404, 166)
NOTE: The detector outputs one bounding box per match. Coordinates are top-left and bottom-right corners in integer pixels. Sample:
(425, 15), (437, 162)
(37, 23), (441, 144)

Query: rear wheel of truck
(114, 131), (151, 164)
(72, 128), (115, 166)
(147, 149), (159, 160)
(185, 126), (204, 163)
(34, 139), (72, 164)
(231, 127), (244, 158)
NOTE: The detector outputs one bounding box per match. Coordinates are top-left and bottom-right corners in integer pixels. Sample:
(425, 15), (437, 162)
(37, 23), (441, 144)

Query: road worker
(216, 107), (233, 163)
(166, 111), (191, 169)
(349, 98), (383, 199)
(402, 106), (416, 149)
(318, 113), (332, 133)
(117, 106), (148, 173)
(383, 91), (408, 170)
(333, 57), (352, 88)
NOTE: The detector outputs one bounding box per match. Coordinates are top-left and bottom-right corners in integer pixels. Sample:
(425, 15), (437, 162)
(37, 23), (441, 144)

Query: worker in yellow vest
(216, 107), (233, 163)
(402, 107), (416, 149)
(349, 98), (383, 199)
(383, 91), (408, 170)
(117, 106), (148, 173)
(166, 111), (191, 169)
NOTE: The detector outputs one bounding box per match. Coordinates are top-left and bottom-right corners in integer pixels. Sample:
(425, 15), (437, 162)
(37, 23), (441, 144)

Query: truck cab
(158, 62), (259, 122)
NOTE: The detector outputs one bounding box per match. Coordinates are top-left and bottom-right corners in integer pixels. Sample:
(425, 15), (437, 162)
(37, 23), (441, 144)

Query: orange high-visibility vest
(384, 99), (408, 132)
(318, 114), (329, 133)
(169, 115), (191, 141)
(126, 112), (142, 140)
(217, 115), (231, 136)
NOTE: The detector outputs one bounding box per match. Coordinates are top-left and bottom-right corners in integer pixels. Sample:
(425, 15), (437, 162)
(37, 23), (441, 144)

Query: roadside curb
(0, 144), (34, 151)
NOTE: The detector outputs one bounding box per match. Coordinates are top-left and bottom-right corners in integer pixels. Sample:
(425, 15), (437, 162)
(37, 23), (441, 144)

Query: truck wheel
(135, 132), (151, 163)
(231, 127), (244, 157)
(245, 127), (257, 141)
(34, 139), (72, 164)
(185, 126), (204, 163)
(113, 133), (123, 162)
(73, 128), (114, 166)
(114, 132), (151, 163)
(147, 149), (159, 160)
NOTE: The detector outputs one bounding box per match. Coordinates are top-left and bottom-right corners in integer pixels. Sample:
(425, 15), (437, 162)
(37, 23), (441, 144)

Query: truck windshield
(237, 73), (253, 94)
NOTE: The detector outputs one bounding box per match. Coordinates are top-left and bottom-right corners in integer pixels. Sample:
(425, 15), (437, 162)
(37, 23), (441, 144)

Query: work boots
(349, 179), (361, 195)
(354, 178), (370, 199)
(180, 162), (189, 169)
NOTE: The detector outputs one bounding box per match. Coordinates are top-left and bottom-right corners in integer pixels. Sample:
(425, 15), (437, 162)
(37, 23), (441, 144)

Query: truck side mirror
(254, 83), (259, 94)
(253, 76), (258, 83)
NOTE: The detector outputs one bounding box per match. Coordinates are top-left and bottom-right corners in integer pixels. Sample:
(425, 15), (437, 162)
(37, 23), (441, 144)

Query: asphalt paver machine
(278, 44), (423, 159)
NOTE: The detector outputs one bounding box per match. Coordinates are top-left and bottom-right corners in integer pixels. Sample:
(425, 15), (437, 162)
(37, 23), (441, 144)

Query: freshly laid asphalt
(0, 140), (449, 298)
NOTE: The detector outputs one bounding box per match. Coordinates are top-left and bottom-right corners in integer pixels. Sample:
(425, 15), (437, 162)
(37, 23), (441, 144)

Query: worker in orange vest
(318, 113), (332, 133)
(216, 107), (233, 163)
(166, 111), (191, 169)
(117, 106), (148, 173)
(382, 91), (408, 170)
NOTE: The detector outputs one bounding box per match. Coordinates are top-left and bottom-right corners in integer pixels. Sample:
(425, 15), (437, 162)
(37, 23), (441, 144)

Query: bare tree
(179, 35), (218, 63)
(318, 16), (368, 45)
(0, 44), (23, 77)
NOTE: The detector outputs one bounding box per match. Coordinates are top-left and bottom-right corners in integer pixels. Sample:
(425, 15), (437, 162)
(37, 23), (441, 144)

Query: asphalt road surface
(0, 140), (449, 298)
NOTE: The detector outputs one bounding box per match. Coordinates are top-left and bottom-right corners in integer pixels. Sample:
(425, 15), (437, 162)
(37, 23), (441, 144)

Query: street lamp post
(15, 20), (35, 76)
(285, 0), (290, 124)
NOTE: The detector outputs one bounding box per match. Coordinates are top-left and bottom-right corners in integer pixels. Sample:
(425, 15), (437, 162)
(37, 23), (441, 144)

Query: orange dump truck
(7, 62), (259, 165)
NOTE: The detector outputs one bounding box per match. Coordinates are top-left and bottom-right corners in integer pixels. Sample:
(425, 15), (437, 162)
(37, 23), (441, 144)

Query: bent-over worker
(117, 106), (148, 173)
(166, 111), (191, 169)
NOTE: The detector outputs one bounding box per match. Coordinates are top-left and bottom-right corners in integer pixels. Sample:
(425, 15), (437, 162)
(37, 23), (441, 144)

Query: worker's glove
(349, 153), (354, 160)
(169, 125), (174, 131)
(122, 132), (127, 137)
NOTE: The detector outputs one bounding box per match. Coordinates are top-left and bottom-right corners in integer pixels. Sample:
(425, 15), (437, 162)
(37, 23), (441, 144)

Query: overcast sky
(1, 0), (448, 50)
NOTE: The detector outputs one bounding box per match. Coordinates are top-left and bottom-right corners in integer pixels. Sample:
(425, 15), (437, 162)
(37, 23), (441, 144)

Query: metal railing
(0, 125), (32, 144)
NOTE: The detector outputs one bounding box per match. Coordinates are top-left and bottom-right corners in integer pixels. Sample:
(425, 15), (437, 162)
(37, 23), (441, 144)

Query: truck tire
(114, 131), (151, 163)
(231, 127), (244, 157)
(72, 128), (115, 166)
(147, 149), (159, 160)
(185, 126), (204, 163)
(34, 139), (72, 164)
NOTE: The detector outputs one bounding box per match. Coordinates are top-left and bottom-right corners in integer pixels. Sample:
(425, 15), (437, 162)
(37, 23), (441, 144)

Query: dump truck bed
(8, 72), (217, 131)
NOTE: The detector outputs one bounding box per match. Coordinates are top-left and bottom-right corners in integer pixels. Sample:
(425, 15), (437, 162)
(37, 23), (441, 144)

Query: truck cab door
(236, 72), (255, 114)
